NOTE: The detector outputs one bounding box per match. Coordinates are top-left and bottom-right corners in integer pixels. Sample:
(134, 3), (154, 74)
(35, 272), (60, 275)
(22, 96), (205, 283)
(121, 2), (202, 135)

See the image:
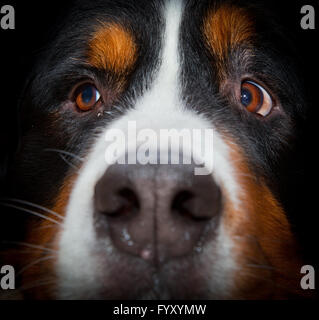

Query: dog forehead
(83, 1), (256, 60)
(203, 4), (255, 57)
(48, 0), (261, 84)
(88, 21), (138, 74)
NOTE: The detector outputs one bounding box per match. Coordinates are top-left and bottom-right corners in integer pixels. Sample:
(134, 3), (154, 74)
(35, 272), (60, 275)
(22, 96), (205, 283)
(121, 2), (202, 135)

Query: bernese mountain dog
(0, 0), (316, 299)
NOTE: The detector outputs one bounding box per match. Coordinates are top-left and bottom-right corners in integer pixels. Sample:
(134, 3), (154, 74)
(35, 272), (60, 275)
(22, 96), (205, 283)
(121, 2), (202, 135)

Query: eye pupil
(241, 87), (252, 107)
(81, 86), (94, 104)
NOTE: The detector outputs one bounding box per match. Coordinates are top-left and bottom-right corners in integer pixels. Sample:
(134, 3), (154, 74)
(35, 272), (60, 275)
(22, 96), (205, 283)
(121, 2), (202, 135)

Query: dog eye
(240, 81), (273, 117)
(75, 84), (101, 111)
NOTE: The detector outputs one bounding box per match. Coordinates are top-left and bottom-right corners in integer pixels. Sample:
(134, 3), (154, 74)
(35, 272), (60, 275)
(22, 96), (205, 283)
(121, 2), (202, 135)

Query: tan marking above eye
(203, 4), (255, 78)
(88, 21), (137, 74)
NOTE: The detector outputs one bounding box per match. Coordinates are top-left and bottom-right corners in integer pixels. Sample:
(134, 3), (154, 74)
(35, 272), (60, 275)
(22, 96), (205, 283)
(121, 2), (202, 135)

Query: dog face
(6, 0), (307, 299)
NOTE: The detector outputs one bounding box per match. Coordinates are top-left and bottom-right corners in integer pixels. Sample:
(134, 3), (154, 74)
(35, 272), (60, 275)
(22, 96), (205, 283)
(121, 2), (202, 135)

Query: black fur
(1, 0), (318, 296)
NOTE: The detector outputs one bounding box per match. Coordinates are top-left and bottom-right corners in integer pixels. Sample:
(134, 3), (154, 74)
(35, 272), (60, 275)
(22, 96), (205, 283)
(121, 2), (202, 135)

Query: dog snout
(94, 154), (222, 264)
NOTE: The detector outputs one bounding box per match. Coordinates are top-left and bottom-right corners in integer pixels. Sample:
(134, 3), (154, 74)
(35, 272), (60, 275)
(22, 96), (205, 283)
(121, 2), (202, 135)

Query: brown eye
(240, 81), (273, 117)
(75, 84), (101, 111)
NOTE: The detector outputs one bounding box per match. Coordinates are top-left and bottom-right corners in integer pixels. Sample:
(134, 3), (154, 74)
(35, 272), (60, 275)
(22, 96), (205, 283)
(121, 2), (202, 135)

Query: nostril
(114, 188), (140, 216)
(172, 190), (209, 221)
(171, 190), (193, 220)
(105, 188), (140, 217)
(95, 183), (140, 218)
(171, 190), (193, 214)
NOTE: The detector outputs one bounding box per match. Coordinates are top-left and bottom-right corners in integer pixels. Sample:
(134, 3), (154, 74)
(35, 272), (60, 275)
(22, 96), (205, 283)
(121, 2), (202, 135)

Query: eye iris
(240, 81), (263, 113)
(76, 84), (100, 111)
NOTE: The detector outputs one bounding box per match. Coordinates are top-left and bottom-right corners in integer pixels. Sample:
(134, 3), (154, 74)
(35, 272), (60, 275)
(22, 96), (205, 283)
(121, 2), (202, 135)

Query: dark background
(0, 0), (318, 290)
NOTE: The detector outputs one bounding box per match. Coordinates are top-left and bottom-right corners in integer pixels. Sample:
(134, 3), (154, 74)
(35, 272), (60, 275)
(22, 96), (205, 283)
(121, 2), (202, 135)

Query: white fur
(57, 0), (239, 298)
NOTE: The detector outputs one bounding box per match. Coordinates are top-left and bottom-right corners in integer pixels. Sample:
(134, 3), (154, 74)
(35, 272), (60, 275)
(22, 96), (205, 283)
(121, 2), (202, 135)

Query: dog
(0, 0), (312, 299)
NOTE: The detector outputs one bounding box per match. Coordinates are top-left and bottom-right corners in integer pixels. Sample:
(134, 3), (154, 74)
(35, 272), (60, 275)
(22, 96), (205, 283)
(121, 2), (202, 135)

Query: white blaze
(57, 0), (238, 299)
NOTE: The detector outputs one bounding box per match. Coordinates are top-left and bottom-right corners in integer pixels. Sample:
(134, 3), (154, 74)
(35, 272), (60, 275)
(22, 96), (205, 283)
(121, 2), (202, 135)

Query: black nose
(94, 157), (222, 263)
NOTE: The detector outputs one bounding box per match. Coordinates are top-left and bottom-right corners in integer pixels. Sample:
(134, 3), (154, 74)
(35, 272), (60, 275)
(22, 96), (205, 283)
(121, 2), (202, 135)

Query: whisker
(245, 263), (276, 271)
(17, 256), (55, 276)
(1, 241), (57, 254)
(44, 148), (83, 162)
(0, 249), (51, 255)
(0, 274), (56, 299)
(13, 278), (57, 295)
(59, 154), (78, 169)
(236, 172), (256, 180)
(0, 202), (62, 225)
(0, 198), (64, 221)
(237, 269), (275, 284)
(233, 234), (286, 245)
(236, 267), (290, 291)
(21, 280), (56, 292)
(34, 224), (59, 231)
(232, 234), (277, 271)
